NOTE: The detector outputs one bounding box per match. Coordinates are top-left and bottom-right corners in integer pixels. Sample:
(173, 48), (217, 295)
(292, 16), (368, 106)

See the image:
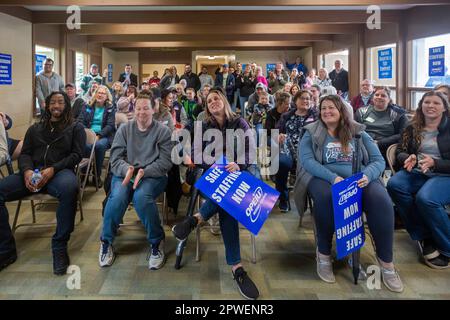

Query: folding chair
(0, 157), (14, 178)
(77, 128), (98, 200)
(386, 144), (398, 175)
(11, 130), (94, 234)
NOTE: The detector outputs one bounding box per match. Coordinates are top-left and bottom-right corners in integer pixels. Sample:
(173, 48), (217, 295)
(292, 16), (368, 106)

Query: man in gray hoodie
(35, 58), (64, 114)
(98, 92), (173, 271)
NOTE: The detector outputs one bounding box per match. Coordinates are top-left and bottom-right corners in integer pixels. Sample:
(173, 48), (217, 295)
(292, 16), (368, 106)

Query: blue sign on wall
(108, 63), (113, 83)
(378, 48), (392, 79)
(195, 162), (279, 236)
(35, 54), (47, 75)
(331, 173), (365, 260)
(0, 53), (12, 85)
(429, 46), (445, 77)
(266, 63), (276, 76)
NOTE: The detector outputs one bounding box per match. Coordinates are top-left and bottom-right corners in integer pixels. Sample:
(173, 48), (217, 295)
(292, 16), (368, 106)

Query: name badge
(365, 117), (375, 123)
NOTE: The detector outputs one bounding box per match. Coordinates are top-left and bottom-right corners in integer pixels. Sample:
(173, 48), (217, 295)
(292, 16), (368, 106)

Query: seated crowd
(0, 57), (448, 301)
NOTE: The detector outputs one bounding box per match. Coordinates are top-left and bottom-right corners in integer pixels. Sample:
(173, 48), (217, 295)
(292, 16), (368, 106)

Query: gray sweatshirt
(110, 119), (173, 178)
(35, 71), (65, 108)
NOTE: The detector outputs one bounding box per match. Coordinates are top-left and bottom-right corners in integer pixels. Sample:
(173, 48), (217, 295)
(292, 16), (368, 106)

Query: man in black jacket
(0, 91), (85, 275)
(118, 64), (138, 90)
(180, 64), (201, 92)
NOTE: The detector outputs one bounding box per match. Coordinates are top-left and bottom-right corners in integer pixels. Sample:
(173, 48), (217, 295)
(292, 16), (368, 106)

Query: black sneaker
(279, 198), (291, 213)
(418, 239), (440, 260)
(172, 216), (198, 241)
(52, 248), (70, 276)
(232, 267), (260, 300)
(424, 254), (449, 270)
(0, 251), (17, 272)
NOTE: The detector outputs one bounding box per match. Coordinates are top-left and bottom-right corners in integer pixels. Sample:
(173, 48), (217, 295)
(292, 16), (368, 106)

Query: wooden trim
(0, 6), (32, 22)
(1, 0), (445, 5)
(32, 10), (402, 24)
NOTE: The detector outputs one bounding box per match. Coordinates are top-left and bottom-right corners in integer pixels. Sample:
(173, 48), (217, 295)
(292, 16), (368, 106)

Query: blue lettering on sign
(0, 53), (12, 85)
(35, 54), (47, 75)
(195, 160), (279, 235)
(429, 46), (445, 77)
(332, 173), (365, 259)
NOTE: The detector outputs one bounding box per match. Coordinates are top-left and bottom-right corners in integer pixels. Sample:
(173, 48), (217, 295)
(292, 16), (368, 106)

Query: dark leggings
(308, 178), (394, 263)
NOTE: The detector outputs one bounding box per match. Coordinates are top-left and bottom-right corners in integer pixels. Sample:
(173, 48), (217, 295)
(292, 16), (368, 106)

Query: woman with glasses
(275, 90), (318, 212)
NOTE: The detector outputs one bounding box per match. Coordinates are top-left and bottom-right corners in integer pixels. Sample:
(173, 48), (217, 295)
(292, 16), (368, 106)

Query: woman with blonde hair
(110, 81), (124, 107)
(172, 89), (260, 300)
(313, 68), (332, 90)
(79, 85), (116, 187)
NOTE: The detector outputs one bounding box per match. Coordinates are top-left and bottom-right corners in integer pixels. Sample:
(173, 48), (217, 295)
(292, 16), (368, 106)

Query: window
(35, 45), (57, 74)
(75, 52), (86, 94)
(320, 50), (349, 74)
(410, 33), (450, 88)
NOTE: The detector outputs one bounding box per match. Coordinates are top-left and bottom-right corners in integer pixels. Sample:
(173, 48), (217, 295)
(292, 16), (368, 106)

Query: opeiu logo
(246, 187), (263, 223)
(338, 181), (359, 205)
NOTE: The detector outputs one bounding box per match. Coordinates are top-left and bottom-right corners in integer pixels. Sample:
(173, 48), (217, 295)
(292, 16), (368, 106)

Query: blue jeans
(232, 89), (240, 112)
(85, 137), (110, 178)
(197, 165), (261, 265)
(275, 153), (294, 202)
(387, 170), (450, 257)
(239, 96), (249, 117)
(101, 175), (167, 245)
(308, 178), (394, 263)
(0, 169), (78, 253)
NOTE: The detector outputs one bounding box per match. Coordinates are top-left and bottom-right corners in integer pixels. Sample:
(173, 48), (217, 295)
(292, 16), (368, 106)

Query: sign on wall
(0, 53), (12, 85)
(108, 63), (113, 83)
(429, 46), (445, 77)
(378, 48), (392, 79)
(35, 54), (47, 75)
(266, 63), (276, 76)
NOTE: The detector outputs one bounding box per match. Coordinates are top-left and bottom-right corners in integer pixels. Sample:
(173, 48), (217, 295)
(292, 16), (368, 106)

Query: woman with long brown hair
(387, 91), (450, 269)
(296, 94), (403, 292)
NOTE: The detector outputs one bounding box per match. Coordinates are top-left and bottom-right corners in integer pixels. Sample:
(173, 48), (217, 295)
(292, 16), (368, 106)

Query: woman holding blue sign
(387, 91), (449, 269)
(172, 89), (260, 300)
(296, 94), (404, 292)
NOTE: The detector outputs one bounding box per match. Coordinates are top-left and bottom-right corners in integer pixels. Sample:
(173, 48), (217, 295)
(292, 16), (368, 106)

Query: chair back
(386, 144), (397, 174)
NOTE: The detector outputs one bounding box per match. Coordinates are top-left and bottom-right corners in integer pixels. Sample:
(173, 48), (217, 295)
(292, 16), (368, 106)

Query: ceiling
(0, 1), (446, 51)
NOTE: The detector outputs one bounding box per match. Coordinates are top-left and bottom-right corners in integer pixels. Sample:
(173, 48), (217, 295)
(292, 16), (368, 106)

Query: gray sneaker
(316, 249), (336, 283)
(208, 213), (221, 236)
(148, 241), (166, 270)
(99, 241), (115, 267)
(380, 265), (404, 293)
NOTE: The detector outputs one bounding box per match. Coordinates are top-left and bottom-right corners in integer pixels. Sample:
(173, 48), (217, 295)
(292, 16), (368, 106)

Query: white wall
(102, 48), (139, 86)
(0, 12), (33, 139)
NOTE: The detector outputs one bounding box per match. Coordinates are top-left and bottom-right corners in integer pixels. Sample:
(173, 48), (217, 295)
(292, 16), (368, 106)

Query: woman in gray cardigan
(294, 95), (403, 293)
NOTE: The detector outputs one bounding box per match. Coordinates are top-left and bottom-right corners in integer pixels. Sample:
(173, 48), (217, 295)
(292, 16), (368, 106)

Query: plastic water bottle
(31, 169), (42, 192)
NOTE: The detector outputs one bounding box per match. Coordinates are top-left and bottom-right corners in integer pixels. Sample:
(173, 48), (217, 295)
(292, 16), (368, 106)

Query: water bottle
(31, 169), (42, 192)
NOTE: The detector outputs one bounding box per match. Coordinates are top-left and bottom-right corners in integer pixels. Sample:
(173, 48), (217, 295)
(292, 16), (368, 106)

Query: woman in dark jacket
(78, 85), (116, 186)
(387, 91), (450, 269)
(236, 68), (257, 117)
(172, 89), (260, 300)
(355, 86), (408, 160)
(275, 90), (318, 212)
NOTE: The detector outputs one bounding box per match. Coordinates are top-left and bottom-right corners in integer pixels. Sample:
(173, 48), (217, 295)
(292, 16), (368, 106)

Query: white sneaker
(99, 241), (115, 267)
(149, 240), (166, 270)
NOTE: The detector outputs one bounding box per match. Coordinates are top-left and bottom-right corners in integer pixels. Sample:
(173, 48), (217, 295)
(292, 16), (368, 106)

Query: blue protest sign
(35, 54), (47, 75)
(194, 164), (279, 236)
(331, 173), (365, 260)
(0, 53), (12, 85)
(429, 46), (445, 77)
(108, 63), (113, 82)
(378, 48), (392, 79)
